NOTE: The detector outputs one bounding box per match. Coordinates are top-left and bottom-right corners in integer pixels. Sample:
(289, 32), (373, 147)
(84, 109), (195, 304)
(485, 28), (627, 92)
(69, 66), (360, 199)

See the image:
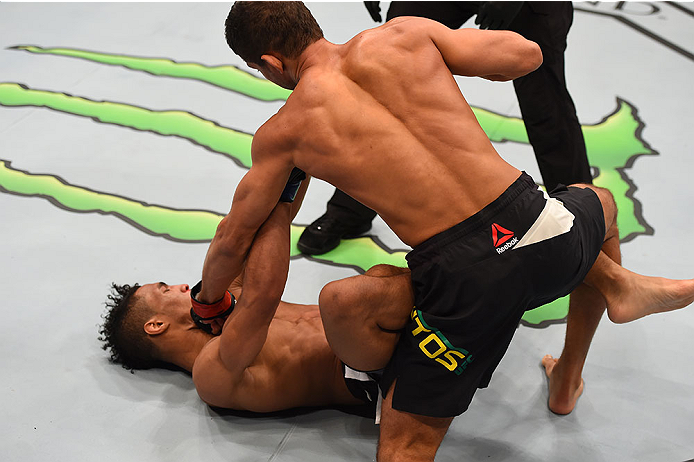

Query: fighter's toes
(541, 354), (557, 378)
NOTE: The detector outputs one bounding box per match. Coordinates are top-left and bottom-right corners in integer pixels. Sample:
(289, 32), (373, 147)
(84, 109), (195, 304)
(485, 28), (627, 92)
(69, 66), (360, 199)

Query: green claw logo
(0, 46), (658, 327)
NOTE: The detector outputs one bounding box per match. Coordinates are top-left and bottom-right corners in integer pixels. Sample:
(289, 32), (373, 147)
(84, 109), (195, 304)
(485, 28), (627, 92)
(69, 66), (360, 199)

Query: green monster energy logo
(0, 46), (658, 327)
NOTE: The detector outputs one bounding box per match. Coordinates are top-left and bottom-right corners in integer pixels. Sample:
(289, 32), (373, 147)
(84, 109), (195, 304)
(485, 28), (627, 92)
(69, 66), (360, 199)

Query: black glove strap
(189, 292), (236, 334)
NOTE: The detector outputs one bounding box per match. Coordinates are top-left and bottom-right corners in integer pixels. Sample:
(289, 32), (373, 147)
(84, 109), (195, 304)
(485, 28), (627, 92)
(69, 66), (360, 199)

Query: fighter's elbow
(511, 40), (542, 79)
(523, 41), (543, 75)
(490, 38), (543, 82)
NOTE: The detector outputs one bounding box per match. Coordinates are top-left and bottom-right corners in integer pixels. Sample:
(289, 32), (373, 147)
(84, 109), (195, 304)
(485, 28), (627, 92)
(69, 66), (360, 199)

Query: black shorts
(380, 172), (605, 417)
(343, 363), (382, 406)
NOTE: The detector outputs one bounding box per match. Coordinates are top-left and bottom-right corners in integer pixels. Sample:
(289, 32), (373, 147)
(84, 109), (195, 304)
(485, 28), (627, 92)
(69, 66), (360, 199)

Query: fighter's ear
(144, 317), (169, 336)
(260, 54), (285, 74)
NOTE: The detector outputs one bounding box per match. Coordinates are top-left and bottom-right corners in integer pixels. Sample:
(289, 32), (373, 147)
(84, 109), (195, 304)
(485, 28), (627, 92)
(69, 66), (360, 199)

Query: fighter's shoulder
(378, 16), (444, 41)
(192, 337), (242, 406)
(193, 339), (273, 410)
(345, 17), (442, 62)
(192, 337), (224, 377)
(251, 110), (298, 154)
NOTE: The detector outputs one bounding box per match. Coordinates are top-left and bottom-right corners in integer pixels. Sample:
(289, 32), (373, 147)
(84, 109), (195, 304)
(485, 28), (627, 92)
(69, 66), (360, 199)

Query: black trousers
(326, 1), (592, 225)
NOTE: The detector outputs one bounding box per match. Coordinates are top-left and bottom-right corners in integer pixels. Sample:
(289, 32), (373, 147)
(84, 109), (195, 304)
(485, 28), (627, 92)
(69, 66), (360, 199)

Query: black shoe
(297, 213), (372, 255)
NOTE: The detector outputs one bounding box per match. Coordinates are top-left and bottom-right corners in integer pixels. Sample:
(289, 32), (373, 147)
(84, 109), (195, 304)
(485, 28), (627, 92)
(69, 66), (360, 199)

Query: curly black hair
(99, 283), (162, 372)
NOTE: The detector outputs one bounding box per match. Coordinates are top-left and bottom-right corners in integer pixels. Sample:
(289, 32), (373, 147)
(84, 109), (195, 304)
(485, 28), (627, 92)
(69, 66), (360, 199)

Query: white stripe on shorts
(344, 365), (382, 424)
(514, 186), (575, 250)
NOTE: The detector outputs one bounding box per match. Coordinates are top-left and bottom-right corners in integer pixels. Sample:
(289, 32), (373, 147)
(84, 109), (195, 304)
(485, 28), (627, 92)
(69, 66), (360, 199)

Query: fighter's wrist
(190, 281), (236, 318)
(279, 167), (306, 203)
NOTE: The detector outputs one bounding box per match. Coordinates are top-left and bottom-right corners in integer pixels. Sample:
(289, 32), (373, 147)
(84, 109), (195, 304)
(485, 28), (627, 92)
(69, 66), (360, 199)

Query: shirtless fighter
(188, 3), (694, 460)
(100, 182), (377, 413)
(100, 179), (414, 415)
(98, 183), (679, 421)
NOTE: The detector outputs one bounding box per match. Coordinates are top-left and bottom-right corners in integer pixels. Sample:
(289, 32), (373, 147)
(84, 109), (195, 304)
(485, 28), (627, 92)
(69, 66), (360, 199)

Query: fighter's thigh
(319, 264), (413, 331)
(568, 183), (618, 234)
(378, 380), (453, 462)
(319, 265), (414, 370)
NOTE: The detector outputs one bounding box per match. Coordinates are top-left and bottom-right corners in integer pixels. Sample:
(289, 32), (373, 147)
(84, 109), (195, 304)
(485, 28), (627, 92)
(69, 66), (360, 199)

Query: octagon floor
(1, 3), (692, 462)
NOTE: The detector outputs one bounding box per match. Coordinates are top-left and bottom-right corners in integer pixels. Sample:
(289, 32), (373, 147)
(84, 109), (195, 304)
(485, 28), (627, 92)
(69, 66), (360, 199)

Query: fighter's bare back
(198, 17), (541, 304)
(257, 17), (540, 246)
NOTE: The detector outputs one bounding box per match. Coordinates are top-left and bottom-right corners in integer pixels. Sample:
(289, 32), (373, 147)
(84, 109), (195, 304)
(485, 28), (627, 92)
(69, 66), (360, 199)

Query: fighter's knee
(594, 186), (618, 224)
(589, 184), (615, 205)
(319, 280), (355, 322)
(571, 184), (618, 223)
(319, 281), (341, 314)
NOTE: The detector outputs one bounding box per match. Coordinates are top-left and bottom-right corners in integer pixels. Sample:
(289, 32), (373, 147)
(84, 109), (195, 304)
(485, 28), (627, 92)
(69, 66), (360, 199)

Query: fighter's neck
(295, 38), (340, 81)
(166, 331), (213, 372)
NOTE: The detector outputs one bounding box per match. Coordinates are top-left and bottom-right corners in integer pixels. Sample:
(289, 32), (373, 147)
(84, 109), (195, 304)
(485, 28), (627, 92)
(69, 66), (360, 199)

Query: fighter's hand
(190, 281), (236, 335)
(364, 1), (382, 23)
(475, 1), (524, 30)
(278, 167), (306, 203)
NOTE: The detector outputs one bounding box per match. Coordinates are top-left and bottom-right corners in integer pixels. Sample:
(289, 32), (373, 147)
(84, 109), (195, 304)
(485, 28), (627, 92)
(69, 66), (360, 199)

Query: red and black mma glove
(190, 281), (236, 334)
(279, 167), (306, 203)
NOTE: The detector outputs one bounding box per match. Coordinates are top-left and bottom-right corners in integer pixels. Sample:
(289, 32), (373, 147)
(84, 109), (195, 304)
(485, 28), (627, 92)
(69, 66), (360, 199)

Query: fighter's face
(136, 282), (191, 318)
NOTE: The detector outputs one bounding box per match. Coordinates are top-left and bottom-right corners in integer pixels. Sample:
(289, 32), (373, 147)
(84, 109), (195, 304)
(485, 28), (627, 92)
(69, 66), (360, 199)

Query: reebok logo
(492, 223), (517, 254)
(495, 236), (518, 254)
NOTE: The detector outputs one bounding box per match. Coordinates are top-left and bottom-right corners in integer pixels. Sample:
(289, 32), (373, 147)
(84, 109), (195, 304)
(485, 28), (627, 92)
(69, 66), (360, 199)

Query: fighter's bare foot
(542, 355), (584, 415)
(606, 272), (694, 324)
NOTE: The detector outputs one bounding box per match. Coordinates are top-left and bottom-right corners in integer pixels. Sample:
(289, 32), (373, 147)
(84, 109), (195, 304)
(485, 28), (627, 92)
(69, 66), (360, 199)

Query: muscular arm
(192, 201), (292, 404)
(198, 124), (295, 303)
(218, 201), (292, 375)
(227, 175), (310, 295)
(424, 19), (542, 81)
